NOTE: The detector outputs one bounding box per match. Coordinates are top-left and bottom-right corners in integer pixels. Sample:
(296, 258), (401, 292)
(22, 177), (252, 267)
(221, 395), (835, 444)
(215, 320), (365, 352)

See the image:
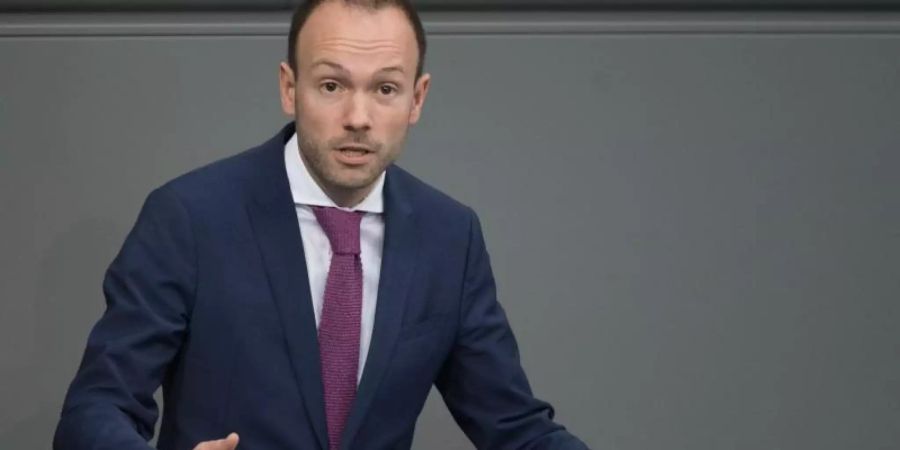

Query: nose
(343, 91), (371, 132)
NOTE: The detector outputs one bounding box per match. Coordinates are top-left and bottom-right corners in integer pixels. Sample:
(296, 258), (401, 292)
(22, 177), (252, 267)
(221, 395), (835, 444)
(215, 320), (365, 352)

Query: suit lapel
(245, 124), (328, 450)
(341, 166), (418, 450)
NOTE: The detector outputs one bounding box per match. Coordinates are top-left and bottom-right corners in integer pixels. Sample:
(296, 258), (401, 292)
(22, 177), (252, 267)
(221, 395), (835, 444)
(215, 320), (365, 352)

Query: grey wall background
(1, 3), (899, 450)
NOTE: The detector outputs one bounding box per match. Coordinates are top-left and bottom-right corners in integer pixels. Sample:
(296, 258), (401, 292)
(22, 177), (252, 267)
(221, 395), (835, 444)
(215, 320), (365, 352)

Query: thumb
(222, 432), (240, 449)
(195, 432), (239, 450)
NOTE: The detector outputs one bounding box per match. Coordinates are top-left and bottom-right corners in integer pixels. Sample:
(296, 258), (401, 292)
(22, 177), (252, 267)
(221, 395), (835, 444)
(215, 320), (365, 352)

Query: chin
(332, 168), (381, 187)
(327, 174), (377, 191)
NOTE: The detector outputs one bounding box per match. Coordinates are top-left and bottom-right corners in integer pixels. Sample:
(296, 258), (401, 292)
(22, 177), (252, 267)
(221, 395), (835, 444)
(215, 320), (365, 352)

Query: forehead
(297, 2), (417, 70)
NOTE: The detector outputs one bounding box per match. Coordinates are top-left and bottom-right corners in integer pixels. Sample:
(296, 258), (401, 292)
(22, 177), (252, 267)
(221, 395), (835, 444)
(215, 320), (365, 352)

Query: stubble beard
(296, 124), (403, 196)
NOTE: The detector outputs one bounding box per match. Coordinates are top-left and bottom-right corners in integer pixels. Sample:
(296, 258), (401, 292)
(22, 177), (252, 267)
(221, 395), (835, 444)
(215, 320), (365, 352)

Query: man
(54, 1), (589, 449)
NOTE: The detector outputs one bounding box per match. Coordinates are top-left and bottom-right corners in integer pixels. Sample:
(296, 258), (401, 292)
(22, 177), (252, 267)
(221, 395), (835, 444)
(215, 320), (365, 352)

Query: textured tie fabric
(312, 206), (364, 450)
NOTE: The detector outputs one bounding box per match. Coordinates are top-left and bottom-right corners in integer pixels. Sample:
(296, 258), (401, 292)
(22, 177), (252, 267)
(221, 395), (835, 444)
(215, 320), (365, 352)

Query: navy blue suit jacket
(55, 123), (588, 450)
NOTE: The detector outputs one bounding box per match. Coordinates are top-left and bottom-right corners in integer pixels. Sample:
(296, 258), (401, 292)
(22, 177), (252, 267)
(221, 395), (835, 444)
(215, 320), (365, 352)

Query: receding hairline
(287, 0), (427, 79)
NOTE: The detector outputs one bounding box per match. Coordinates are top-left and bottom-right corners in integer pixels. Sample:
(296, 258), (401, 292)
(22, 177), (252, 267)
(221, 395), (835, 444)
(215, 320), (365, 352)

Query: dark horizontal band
(1, 0), (900, 13)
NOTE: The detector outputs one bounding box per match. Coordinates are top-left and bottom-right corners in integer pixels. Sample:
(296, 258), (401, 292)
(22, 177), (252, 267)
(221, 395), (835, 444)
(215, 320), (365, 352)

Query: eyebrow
(310, 59), (405, 75)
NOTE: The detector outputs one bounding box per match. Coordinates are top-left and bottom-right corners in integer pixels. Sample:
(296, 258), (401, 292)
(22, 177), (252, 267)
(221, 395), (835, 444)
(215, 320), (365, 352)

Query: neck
(323, 183), (374, 209)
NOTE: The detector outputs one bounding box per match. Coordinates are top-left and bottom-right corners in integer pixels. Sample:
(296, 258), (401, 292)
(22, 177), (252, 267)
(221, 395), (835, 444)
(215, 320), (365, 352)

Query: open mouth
(337, 146), (372, 156)
(334, 146), (375, 165)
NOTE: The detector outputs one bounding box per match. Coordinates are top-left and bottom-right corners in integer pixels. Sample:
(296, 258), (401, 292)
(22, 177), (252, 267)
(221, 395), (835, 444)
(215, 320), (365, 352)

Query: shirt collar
(284, 132), (385, 213)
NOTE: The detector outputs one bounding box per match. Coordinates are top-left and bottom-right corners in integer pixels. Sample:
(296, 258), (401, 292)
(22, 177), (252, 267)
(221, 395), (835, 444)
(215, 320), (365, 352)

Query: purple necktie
(312, 206), (364, 450)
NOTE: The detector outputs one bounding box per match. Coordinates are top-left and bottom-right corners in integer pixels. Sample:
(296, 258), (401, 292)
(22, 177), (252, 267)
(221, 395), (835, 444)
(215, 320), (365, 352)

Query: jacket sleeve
(434, 209), (590, 450)
(54, 186), (196, 450)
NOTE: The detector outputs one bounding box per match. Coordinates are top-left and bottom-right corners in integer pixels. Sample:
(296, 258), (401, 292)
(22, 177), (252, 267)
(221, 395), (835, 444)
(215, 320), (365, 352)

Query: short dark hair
(287, 0), (427, 79)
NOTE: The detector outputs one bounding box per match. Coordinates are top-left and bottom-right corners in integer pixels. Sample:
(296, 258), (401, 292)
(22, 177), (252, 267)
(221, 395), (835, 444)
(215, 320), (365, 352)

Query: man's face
(279, 1), (430, 206)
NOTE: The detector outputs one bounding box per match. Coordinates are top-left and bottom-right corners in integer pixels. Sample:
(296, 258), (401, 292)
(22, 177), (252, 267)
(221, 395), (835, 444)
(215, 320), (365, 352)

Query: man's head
(279, 0), (431, 207)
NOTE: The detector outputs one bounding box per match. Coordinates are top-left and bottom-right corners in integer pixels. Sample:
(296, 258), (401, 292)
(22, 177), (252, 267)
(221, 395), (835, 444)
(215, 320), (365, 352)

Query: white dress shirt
(284, 132), (385, 384)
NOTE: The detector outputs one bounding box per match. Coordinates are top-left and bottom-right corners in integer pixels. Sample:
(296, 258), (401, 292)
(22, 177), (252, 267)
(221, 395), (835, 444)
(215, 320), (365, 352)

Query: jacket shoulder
(387, 165), (479, 241)
(389, 165), (473, 218)
(150, 142), (273, 211)
(175, 145), (263, 190)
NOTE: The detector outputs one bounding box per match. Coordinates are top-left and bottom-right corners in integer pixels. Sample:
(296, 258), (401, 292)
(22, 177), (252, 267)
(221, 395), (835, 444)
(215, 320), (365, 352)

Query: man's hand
(193, 432), (239, 449)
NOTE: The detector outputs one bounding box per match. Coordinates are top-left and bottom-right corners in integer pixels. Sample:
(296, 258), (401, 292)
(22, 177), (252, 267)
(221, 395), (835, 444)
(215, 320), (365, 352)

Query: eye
(379, 84), (398, 95)
(321, 81), (340, 93)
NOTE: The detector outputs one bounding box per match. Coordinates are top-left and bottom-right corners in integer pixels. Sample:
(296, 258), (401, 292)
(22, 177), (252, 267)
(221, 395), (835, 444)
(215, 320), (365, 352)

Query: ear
(279, 61), (297, 117)
(408, 73), (431, 125)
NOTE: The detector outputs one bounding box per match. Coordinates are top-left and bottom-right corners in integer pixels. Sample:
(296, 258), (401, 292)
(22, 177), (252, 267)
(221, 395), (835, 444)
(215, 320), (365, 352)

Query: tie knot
(312, 206), (364, 255)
